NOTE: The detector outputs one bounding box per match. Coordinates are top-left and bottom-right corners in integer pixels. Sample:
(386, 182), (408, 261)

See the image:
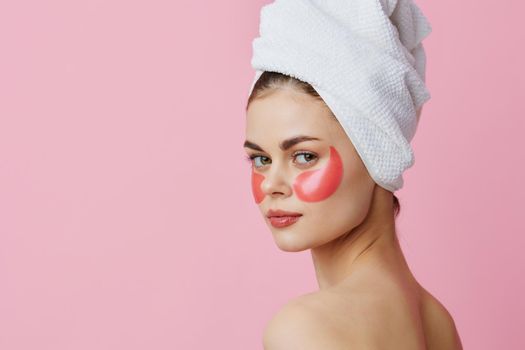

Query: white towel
(248, 0), (432, 192)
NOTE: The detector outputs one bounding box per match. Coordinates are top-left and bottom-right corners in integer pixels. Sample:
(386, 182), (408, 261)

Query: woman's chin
(271, 230), (311, 252)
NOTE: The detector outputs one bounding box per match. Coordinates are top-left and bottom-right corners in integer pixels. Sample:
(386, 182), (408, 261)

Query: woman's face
(244, 87), (377, 252)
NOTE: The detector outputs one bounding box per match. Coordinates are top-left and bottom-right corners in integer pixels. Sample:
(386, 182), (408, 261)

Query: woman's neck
(310, 186), (414, 291)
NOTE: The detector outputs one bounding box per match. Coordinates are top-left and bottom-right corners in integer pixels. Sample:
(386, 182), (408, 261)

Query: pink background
(1, 0), (523, 349)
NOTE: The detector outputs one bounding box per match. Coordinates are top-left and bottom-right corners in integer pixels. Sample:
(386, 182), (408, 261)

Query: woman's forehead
(247, 96), (332, 130)
(247, 113), (341, 147)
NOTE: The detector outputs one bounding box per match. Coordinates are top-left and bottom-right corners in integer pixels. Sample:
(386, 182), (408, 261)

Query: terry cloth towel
(248, 0), (432, 192)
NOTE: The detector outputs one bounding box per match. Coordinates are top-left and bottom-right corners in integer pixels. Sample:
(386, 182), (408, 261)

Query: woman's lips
(268, 215), (302, 228)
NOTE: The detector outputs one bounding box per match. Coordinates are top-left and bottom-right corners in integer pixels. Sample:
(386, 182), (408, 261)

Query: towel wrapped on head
(248, 0), (432, 192)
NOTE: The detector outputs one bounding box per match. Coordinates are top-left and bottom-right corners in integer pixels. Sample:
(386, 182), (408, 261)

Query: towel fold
(248, 0), (432, 192)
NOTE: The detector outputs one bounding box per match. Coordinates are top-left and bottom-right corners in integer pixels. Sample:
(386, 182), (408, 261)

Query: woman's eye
(294, 152), (317, 165)
(249, 155), (271, 168)
(245, 152), (317, 168)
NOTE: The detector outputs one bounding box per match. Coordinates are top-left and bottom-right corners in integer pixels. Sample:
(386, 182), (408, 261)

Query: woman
(244, 1), (463, 349)
(245, 71), (462, 349)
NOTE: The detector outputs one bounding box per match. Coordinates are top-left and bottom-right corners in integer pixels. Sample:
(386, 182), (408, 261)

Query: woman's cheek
(251, 170), (265, 204)
(292, 146), (343, 202)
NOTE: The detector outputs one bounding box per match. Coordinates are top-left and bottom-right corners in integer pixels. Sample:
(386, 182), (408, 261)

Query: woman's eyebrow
(243, 135), (321, 152)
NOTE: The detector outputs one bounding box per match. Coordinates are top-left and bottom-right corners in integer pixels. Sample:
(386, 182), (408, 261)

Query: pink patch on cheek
(251, 169), (266, 204)
(292, 146), (343, 202)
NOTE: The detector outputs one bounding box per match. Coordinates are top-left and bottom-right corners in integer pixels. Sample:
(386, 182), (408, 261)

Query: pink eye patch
(251, 146), (343, 203)
(252, 171), (266, 204)
(292, 146), (343, 202)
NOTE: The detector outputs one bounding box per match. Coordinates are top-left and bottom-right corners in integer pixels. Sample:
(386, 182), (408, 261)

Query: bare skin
(245, 87), (463, 349)
(262, 184), (463, 349)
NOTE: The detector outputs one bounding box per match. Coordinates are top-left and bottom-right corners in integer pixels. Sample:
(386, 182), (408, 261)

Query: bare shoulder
(262, 292), (353, 350)
(419, 288), (464, 350)
(263, 283), (463, 350)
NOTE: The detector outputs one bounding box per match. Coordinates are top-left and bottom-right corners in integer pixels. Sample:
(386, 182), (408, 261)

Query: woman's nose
(260, 163), (293, 198)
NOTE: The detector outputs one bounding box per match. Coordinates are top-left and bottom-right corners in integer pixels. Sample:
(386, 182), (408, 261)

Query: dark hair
(246, 71), (401, 219)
